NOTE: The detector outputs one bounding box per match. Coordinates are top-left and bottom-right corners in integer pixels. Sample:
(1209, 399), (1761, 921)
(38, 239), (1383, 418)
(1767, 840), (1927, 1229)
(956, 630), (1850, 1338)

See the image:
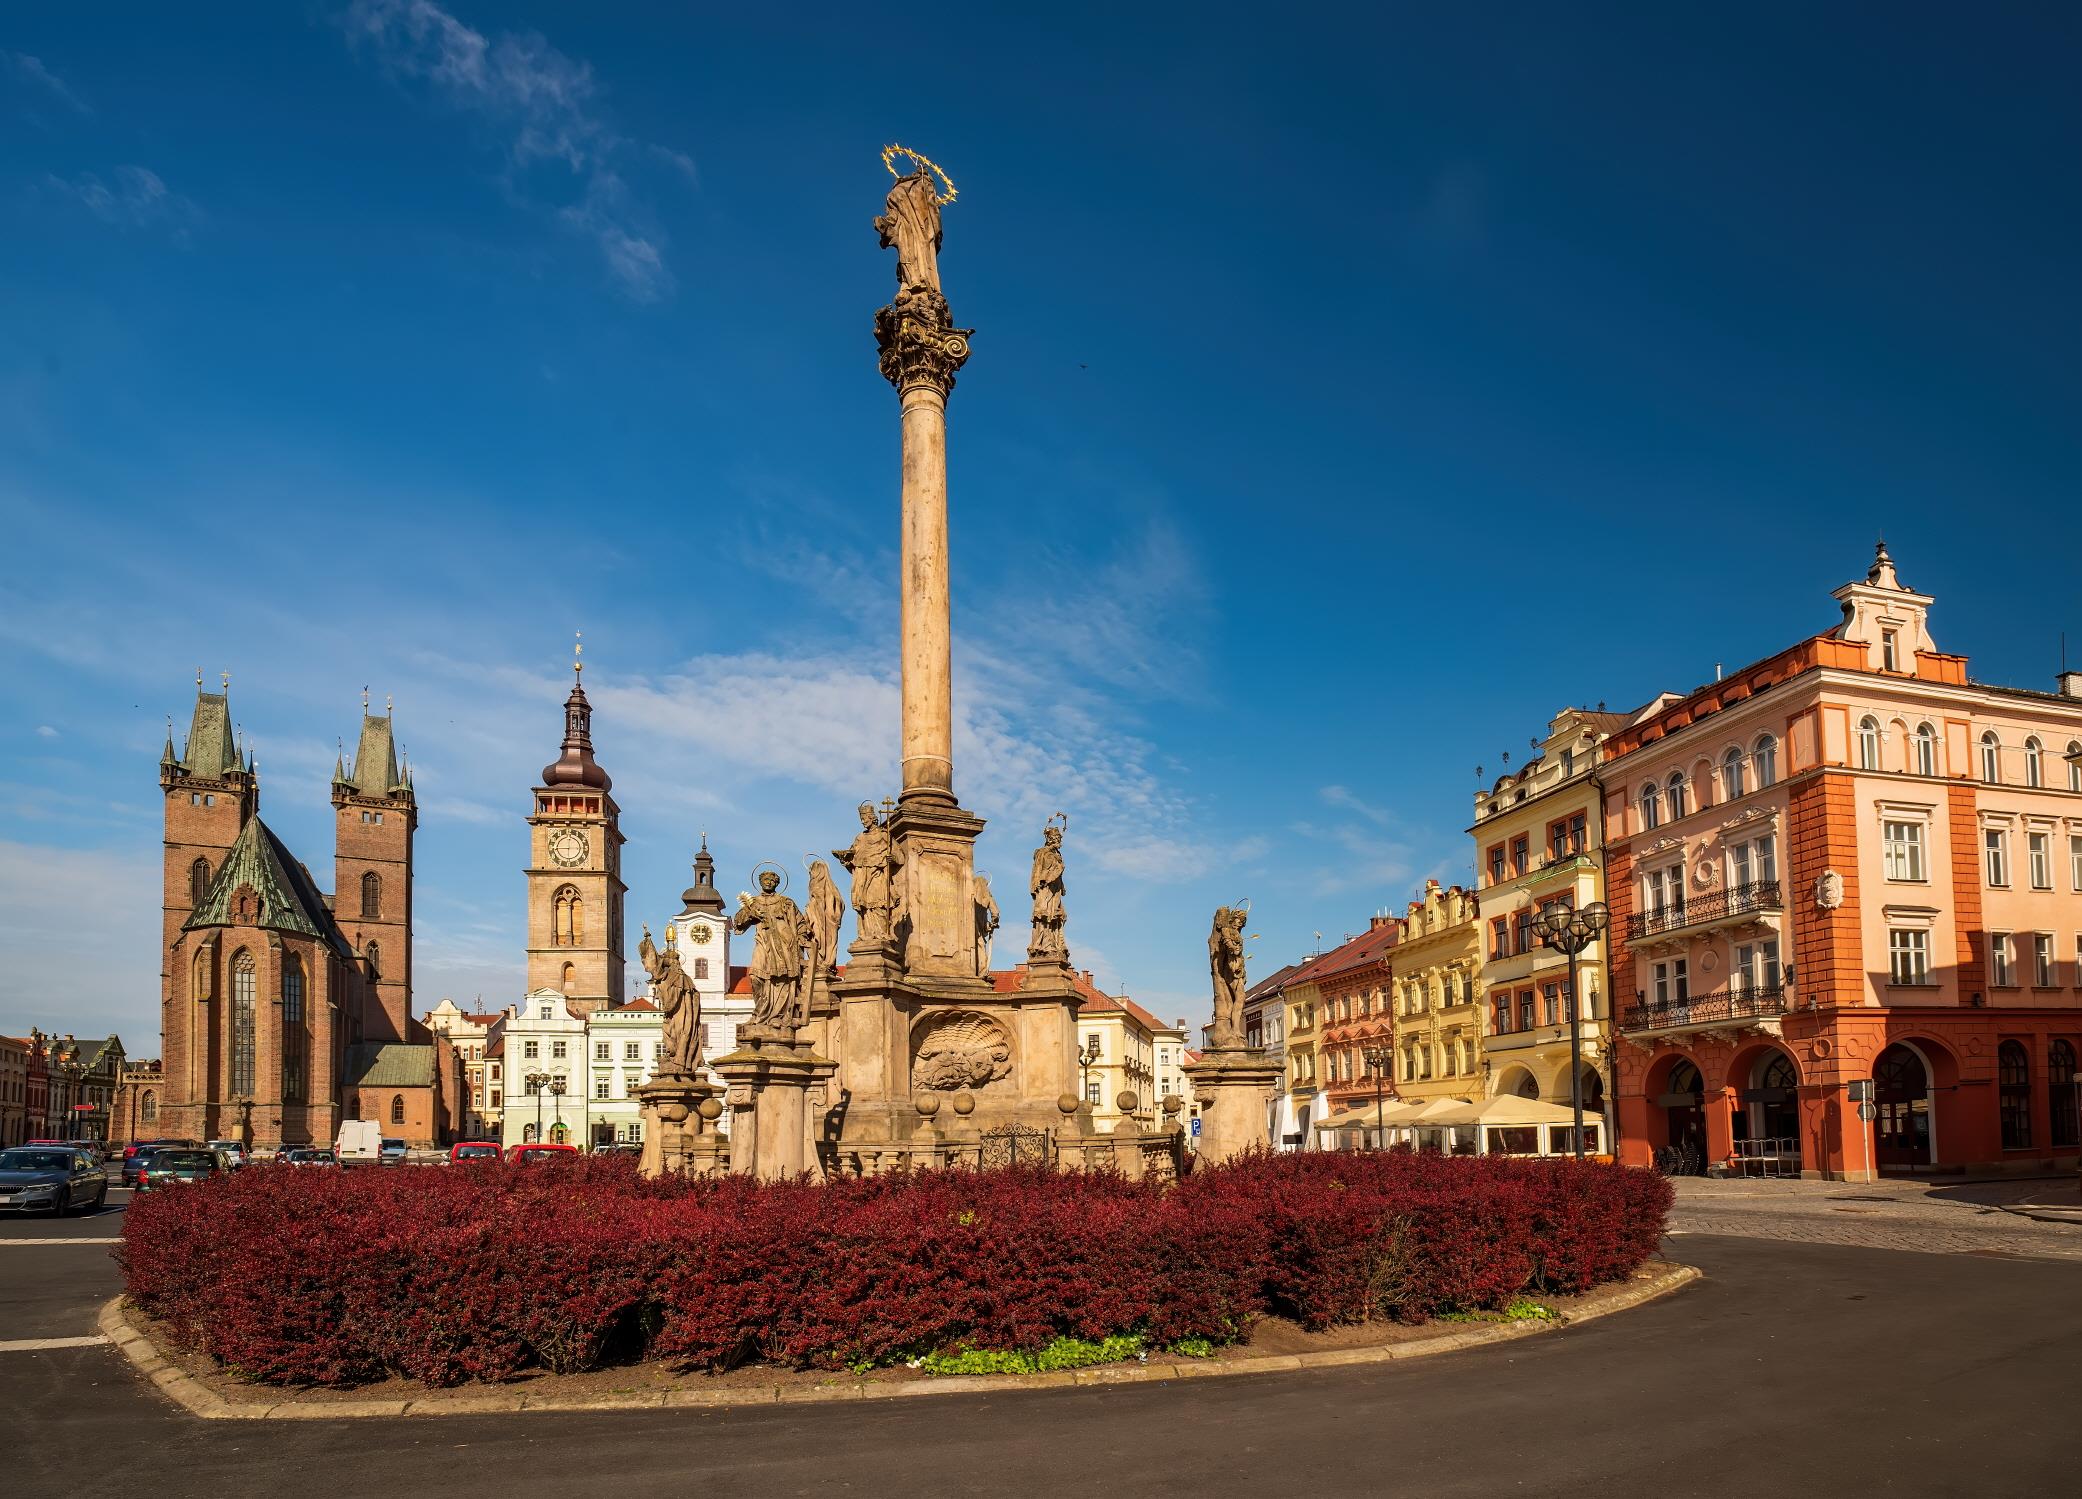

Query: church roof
(339, 710), (408, 798)
(181, 691), (240, 778)
(344, 1043), (436, 1089)
(185, 816), (353, 955)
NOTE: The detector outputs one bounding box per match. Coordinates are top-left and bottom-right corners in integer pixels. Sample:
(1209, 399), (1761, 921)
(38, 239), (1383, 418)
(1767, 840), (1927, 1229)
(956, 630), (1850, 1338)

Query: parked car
(506, 1142), (582, 1165)
(379, 1138), (409, 1165)
(447, 1141), (500, 1164)
(135, 1148), (223, 1190)
(206, 1139), (249, 1169)
(280, 1148), (340, 1168)
(123, 1138), (201, 1186)
(0, 1145), (109, 1216)
(26, 1138), (99, 1160)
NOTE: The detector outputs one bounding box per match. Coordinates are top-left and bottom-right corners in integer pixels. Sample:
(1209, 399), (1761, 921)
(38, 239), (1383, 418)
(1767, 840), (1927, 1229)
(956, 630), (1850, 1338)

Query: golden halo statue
(881, 143), (957, 205)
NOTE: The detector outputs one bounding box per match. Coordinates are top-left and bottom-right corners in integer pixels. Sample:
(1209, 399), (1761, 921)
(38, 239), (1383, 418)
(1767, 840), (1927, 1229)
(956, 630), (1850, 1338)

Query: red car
(505, 1142), (581, 1165)
(448, 1141), (501, 1164)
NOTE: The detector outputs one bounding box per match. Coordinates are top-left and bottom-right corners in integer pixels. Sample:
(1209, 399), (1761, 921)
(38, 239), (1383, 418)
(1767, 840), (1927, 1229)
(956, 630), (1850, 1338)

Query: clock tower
(525, 647), (625, 1017)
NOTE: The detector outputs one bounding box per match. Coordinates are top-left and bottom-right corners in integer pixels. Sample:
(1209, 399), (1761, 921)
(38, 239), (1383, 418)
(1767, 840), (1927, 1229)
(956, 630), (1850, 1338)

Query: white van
(334, 1119), (382, 1167)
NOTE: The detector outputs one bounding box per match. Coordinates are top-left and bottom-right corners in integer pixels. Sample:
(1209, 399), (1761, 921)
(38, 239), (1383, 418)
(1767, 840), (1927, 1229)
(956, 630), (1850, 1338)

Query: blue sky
(3, 3), (2077, 1044)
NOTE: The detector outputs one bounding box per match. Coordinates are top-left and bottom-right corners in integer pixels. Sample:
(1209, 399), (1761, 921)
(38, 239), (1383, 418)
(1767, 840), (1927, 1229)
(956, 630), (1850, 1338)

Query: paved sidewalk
(1668, 1174), (2082, 1259)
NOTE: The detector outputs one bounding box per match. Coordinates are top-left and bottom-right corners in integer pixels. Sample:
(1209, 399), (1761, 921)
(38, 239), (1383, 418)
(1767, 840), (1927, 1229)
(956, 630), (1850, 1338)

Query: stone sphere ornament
(951, 1091), (976, 1117)
(696, 1096), (724, 1121)
(1057, 1092), (1081, 1115)
(1116, 1090), (1140, 1114)
(914, 1094), (942, 1119)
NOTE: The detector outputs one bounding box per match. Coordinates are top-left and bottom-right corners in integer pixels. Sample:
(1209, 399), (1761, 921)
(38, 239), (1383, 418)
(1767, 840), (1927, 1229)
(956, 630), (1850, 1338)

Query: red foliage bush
(118, 1151), (1670, 1387)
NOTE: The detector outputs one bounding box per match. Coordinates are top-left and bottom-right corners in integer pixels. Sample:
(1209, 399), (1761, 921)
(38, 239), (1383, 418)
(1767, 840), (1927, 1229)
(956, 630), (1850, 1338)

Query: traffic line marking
(0, 1334), (111, 1352)
(0, 1237), (122, 1246)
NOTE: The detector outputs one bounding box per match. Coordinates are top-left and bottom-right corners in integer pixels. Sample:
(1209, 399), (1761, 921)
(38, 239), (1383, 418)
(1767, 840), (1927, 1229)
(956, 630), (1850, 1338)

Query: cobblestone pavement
(1667, 1174), (2082, 1259)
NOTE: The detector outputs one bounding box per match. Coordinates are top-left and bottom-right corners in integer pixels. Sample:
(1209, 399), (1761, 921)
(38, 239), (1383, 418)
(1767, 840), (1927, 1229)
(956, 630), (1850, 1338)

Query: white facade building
(660, 838), (748, 1134)
(584, 1000), (662, 1148)
(499, 989), (587, 1148)
(422, 998), (502, 1140)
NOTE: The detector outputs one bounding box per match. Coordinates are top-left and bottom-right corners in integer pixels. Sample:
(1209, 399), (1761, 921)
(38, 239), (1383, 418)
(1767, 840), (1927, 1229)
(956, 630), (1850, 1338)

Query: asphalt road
(4, 1191), (2077, 1499)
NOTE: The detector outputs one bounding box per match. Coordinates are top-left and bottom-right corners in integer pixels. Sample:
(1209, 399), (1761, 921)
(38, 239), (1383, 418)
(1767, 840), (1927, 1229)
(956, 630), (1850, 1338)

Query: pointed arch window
(553, 885), (584, 947)
(2022, 737), (2043, 788)
(231, 950), (256, 1097)
(360, 871), (381, 919)
(1914, 723), (1937, 777)
(364, 941), (380, 979)
(1753, 734), (1778, 787)
(189, 857), (211, 908)
(282, 956), (308, 1104)
(1980, 732), (2001, 784)
(140, 1090), (158, 1124)
(1721, 747), (1745, 799)
(1639, 782), (1661, 830)
(1856, 717), (1880, 770)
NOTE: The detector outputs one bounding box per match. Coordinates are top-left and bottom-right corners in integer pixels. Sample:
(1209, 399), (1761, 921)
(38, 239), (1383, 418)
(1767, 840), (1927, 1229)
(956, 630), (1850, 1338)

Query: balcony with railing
(1620, 981), (1789, 1036)
(1625, 880), (1782, 943)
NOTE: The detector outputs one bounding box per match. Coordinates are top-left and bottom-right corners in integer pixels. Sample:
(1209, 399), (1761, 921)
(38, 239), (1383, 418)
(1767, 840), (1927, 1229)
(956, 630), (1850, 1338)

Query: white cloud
(46, 165), (202, 243)
(342, 0), (689, 301)
(36, 725), (58, 738)
(0, 841), (159, 1041)
(6, 51), (90, 115)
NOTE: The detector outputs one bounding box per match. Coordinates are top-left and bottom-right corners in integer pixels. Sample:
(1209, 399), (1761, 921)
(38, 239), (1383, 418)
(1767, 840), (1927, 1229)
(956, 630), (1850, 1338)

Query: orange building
(1311, 918), (1401, 1121)
(1603, 546), (2082, 1179)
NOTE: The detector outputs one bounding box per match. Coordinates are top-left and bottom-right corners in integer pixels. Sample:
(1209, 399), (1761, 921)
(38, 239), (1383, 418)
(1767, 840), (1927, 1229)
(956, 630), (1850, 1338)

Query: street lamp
(1076, 1034), (1102, 1108)
(1530, 898), (1610, 1159)
(1362, 1043), (1394, 1149)
(525, 1069), (553, 1142)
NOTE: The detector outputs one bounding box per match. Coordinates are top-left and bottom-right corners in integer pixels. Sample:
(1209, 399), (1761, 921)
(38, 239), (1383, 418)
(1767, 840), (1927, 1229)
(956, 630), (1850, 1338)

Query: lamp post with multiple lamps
(525, 1069), (553, 1144)
(1076, 1034), (1102, 1111)
(1362, 1043), (1394, 1149)
(1529, 898), (1610, 1159)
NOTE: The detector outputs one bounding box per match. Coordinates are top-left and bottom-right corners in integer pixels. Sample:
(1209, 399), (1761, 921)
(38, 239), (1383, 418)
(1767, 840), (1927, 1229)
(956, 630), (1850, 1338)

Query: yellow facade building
(1388, 881), (1484, 1105)
(1470, 707), (1628, 1152)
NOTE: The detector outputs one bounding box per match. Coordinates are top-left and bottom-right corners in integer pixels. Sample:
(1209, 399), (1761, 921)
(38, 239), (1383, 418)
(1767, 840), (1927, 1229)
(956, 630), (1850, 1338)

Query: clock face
(550, 829), (588, 867)
(687, 922), (713, 946)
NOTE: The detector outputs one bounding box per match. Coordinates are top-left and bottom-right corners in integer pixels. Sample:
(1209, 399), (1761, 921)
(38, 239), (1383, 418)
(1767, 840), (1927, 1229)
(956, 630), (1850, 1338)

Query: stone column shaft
(899, 383), (953, 804)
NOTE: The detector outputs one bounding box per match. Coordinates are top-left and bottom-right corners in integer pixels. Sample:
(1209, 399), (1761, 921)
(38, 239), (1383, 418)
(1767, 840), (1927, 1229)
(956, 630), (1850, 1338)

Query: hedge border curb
(99, 1260), (1700, 1421)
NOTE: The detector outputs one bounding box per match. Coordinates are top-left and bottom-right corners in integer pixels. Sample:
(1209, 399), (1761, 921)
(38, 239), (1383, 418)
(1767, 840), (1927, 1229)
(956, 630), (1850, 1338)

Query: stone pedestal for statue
(635, 1071), (726, 1179)
(713, 1039), (838, 1181)
(1183, 1048), (1282, 1165)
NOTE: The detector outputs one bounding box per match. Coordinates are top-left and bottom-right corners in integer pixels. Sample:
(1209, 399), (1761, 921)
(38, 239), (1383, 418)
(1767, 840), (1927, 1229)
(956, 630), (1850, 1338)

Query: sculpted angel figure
(640, 924), (702, 1075)
(1208, 905), (1249, 1049)
(1028, 822), (1067, 961)
(875, 170), (942, 292)
(972, 874), (1000, 977)
(732, 871), (814, 1038)
(836, 801), (902, 948)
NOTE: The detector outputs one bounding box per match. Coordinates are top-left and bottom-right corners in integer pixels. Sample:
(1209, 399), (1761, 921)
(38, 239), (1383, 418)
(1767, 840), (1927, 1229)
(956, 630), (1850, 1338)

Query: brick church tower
(158, 677), (257, 1139)
(526, 647), (625, 1017)
(331, 699), (417, 1043)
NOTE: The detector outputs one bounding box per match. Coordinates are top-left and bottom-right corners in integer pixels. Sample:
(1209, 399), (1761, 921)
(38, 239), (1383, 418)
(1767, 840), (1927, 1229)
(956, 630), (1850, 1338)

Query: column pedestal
(1183, 1048), (1282, 1165)
(634, 1071), (726, 1179)
(712, 1040), (838, 1181)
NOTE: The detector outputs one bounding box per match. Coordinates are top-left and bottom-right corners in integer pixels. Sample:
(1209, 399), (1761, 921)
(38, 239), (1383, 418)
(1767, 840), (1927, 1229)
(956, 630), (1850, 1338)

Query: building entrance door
(1873, 1044), (1930, 1170)
(1656, 1060), (1707, 1175)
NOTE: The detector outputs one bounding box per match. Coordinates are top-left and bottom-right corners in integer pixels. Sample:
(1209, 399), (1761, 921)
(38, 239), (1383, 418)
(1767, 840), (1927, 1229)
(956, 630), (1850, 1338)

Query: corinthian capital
(876, 286), (973, 396)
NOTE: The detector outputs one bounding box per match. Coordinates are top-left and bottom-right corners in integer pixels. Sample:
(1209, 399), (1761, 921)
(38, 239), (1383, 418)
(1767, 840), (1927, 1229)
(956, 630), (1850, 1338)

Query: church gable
(185, 816), (352, 954)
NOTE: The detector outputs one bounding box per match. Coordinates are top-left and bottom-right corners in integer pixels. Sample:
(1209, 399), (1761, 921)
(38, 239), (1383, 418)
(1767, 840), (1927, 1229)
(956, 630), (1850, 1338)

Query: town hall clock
(549, 828), (588, 867)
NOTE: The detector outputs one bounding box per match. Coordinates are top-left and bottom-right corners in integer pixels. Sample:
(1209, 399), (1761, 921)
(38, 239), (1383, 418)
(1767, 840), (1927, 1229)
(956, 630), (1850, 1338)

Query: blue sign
(1190, 1117), (1202, 1137)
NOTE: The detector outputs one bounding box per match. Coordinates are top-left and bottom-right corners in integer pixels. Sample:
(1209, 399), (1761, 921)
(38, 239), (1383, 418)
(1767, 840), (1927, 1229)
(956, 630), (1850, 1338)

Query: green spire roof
(184, 815), (351, 954)
(181, 691), (239, 778)
(345, 712), (405, 797)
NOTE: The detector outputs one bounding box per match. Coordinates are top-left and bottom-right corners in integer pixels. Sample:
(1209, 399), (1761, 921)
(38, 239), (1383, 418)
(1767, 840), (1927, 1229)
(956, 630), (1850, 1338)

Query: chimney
(2058, 670), (2082, 699)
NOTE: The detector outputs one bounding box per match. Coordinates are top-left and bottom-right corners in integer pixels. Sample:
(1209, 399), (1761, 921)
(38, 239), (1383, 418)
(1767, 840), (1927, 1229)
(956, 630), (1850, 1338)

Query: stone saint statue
(972, 874), (1000, 977)
(1207, 906), (1249, 1049)
(836, 802), (901, 948)
(875, 171), (942, 292)
(732, 871), (814, 1039)
(805, 858), (844, 1012)
(1028, 822), (1068, 961)
(640, 924), (702, 1075)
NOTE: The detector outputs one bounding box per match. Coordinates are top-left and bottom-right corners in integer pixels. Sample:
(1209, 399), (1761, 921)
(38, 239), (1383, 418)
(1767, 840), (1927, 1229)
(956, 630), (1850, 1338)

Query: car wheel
(92, 1187), (108, 1214)
(51, 1190), (70, 1218)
